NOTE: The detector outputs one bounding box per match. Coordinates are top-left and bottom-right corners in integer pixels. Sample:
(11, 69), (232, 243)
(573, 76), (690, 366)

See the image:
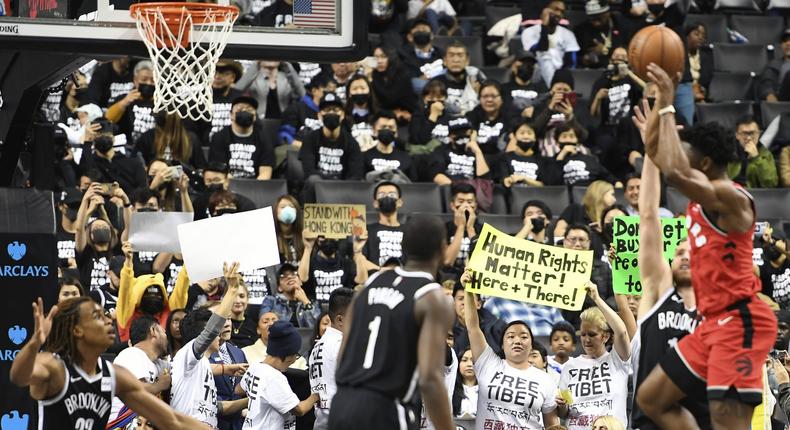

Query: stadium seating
(569, 68), (603, 99)
(695, 102), (755, 129)
(398, 182), (445, 214)
(714, 0), (761, 11)
(479, 66), (509, 84)
(509, 186), (571, 217)
(432, 36), (485, 69)
(484, 6), (519, 31)
(479, 213), (524, 235)
(228, 178), (288, 209)
(707, 72), (755, 102)
(760, 101), (790, 127)
(258, 118), (283, 147)
(750, 188), (790, 219)
(687, 14), (728, 44)
(315, 180), (372, 206)
(729, 15), (784, 46)
(713, 43), (769, 74)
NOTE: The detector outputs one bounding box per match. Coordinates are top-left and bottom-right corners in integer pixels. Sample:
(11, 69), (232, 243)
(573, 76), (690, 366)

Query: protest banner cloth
(303, 204), (367, 239)
(465, 224), (593, 311)
(611, 215), (687, 295)
(177, 207), (280, 282)
(129, 211), (194, 253)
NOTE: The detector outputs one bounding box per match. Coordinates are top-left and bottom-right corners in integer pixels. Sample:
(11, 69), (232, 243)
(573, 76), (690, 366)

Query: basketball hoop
(130, 2), (239, 121)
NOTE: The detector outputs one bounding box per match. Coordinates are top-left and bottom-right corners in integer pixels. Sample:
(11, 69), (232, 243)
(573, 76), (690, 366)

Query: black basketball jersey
(335, 267), (440, 402)
(631, 288), (703, 430)
(39, 356), (115, 430)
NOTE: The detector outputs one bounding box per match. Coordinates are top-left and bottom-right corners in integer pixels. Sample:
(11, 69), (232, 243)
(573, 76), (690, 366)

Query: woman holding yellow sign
(461, 269), (560, 429)
(556, 282), (631, 430)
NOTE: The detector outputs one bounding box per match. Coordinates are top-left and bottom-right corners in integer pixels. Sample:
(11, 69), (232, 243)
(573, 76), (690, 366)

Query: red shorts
(666, 297), (777, 405)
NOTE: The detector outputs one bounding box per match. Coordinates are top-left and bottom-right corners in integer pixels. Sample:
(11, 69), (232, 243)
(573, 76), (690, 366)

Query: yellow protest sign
(466, 224), (593, 311)
(303, 204), (367, 239)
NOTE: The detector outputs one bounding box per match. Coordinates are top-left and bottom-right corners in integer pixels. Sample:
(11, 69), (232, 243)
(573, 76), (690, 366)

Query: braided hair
(44, 296), (93, 366)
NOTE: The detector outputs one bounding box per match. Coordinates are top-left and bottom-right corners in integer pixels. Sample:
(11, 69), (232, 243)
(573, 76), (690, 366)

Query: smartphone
(563, 91), (577, 107)
(170, 165), (183, 179)
(755, 221), (769, 239)
(98, 183), (117, 196)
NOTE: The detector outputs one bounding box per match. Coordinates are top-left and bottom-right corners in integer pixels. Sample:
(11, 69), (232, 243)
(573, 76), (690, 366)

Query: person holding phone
(520, 0), (580, 85)
(532, 70), (589, 158)
(78, 119), (147, 195)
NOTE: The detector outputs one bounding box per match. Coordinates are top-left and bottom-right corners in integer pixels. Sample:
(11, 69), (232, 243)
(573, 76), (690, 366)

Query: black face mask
(350, 93), (370, 106)
(647, 3), (664, 15)
(377, 129), (396, 145)
(531, 217), (545, 233)
(65, 207), (79, 222)
(92, 228), (111, 245)
(317, 239), (339, 256)
(452, 136), (470, 153)
(138, 83), (155, 99)
(516, 63), (534, 82)
(413, 31), (431, 47)
(764, 243), (783, 262)
(137, 207), (157, 213)
(154, 112), (167, 128)
(206, 183), (224, 193)
(94, 136), (114, 154)
(378, 197), (398, 214)
(214, 208), (237, 217)
(322, 113), (341, 131)
(139, 295), (164, 315)
(516, 140), (536, 153)
(235, 111), (255, 128)
(604, 222), (614, 244)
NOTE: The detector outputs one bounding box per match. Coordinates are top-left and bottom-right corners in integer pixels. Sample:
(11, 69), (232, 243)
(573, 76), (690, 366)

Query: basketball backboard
(0, 0), (367, 62)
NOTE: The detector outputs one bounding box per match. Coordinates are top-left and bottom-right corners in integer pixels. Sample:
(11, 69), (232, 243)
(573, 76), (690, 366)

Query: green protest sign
(611, 215), (687, 295)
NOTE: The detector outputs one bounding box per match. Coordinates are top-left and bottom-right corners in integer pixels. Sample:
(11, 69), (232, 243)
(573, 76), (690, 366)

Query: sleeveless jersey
(686, 187), (760, 316)
(631, 289), (701, 429)
(335, 267), (439, 402)
(39, 356), (115, 430)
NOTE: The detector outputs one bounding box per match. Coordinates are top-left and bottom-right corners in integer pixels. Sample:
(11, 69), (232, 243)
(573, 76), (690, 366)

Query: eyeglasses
(736, 130), (759, 137)
(565, 237), (589, 245)
(279, 272), (298, 279)
(376, 192), (399, 199)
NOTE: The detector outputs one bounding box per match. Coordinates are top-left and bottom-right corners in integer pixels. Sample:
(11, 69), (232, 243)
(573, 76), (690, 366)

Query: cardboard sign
(303, 204), (367, 239)
(466, 224), (593, 311)
(611, 215), (687, 295)
(129, 212), (194, 253)
(177, 207), (280, 282)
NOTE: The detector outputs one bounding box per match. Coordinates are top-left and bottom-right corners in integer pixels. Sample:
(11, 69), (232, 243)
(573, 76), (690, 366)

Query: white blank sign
(129, 212), (194, 253)
(177, 207), (280, 282)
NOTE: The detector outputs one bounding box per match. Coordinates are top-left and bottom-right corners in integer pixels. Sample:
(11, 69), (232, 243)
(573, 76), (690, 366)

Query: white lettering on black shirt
(229, 143), (258, 178)
(131, 105), (155, 142)
(563, 159), (590, 185)
(510, 159), (539, 180)
(446, 152), (475, 178)
(314, 269), (345, 302)
(211, 102), (233, 139)
(318, 146), (345, 176)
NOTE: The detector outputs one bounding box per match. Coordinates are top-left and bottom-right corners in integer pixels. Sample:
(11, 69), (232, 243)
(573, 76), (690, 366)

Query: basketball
(628, 25), (686, 81)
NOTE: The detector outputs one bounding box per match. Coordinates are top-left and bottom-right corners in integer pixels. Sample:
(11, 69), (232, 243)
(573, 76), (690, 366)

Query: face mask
(322, 113), (341, 131)
(138, 83), (155, 99)
(94, 136), (114, 154)
(413, 31), (431, 47)
(378, 196), (397, 214)
(647, 3), (664, 15)
(235, 111), (255, 128)
(377, 129), (396, 145)
(137, 207), (157, 213)
(531, 217), (545, 234)
(154, 112), (166, 128)
(139, 295), (164, 315)
(764, 243), (782, 262)
(604, 222), (614, 243)
(206, 183), (224, 193)
(453, 136), (470, 152)
(317, 239), (338, 256)
(214, 208), (237, 217)
(516, 140), (536, 152)
(92, 228), (111, 245)
(443, 102), (461, 116)
(516, 63), (534, 82)
(278, 206), (297, 224)
(350, 93), (369, 106)
(559, 141), (578, 148)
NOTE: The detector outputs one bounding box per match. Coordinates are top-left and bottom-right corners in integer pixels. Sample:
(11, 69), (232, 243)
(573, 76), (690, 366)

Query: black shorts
(328, 387), (418, 430)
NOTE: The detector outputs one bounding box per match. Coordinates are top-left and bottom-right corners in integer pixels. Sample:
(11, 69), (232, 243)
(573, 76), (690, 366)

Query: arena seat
(315, 180), (372, 205)
(479, 214), (523, 235)
(258, 118), (282, 146)
(432, 36), (485, 69)
(665, 187), (690, 215)
(713, 43), (769, 74)
(569, 68), (603, 99)
(749, 188), (790, 219)
(686, 14), (729, 44)
(729, 15), (784, 46)
(564, 9), (588, 27)
(509, 186), (571, 218)
(398, 182), (444, 214)
(228, 178), (288, 209)
(286, 150), (304, 184)
(484, 6), (520, 31)
(760, 101), (790, 127)
(479, 66), (510, 84)
(707, 72), (755, 102)
(765, 0), (790, 9)
(714, 0), (761, 11)
(408, 212), (453, 224)
(695, 102), (755, 129)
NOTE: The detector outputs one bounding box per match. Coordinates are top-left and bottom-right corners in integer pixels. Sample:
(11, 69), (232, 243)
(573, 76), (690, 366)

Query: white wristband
(658, 105), (676, 116)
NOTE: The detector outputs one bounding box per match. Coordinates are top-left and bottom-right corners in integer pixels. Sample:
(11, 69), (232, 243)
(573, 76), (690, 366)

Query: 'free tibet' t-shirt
(240, 362), (299, 430)
(474, 346), (558, 430)
(559, 350), (630, 430)
(170, 339), (218, 428)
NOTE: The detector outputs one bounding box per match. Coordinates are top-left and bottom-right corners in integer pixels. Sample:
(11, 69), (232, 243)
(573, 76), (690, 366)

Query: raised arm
(9, 298), (62, 400)
(461, 269), (487, 362)
(75, 184), (104, 253)
(192, 262), (240, 359)
(586, 282), (630, 360)
(638, 155), (674, 314)
(415, 288), (455, 430)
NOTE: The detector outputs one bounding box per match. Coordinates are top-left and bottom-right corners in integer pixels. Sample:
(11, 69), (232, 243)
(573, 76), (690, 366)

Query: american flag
(293, 0), (336, 28)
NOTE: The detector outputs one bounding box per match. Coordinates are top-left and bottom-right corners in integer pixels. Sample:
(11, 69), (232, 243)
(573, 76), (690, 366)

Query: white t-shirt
(309, 326), (343, 430)
(474, 346), (558, 430)
(241, 362), (299, 430)
(110, 347), (159, 421)
(420, 347), (458, 430)
(459, 384), (479, 418)
(547, 355), (566, 376)
(170, 339), (218, 428)
(559, 350), (630, 430)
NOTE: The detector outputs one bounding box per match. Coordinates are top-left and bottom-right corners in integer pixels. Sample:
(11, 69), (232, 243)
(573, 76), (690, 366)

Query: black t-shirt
(501, 80), (549, 120)
(231, 314), (259, 348)
(429, 145), (479, 181)
(363, 147), (415, 179)
(76, 247), (114, 291)
(559, 152), (616, 186)
(298, 128), (363, 180)
(192, 191), (257, 220)
(363, 223), (404, 266)
(56, 227), (76, 263)
(574, 17), (632, 69)
(241, 267), (274, 306)
(208, 127), (276, 179)
(435, 72), (467, 110)
(134, 128), (207, 169)
(112, 95), (156, 144)
(466, 107), (509, 155)
(164, 256), (184, 295)
(761, 259), (790, 309)
(445, 220), (482, 271)
(305, 253), (356, 303)
(408, 110), (452, 146)
(496, 151), (557, 185)
(133, 250), (160, 276)
(255, 0), (293, 27)
(86, 62), (134, 108)
(590, 75), (643, 126)
(79, 150), (147, 196)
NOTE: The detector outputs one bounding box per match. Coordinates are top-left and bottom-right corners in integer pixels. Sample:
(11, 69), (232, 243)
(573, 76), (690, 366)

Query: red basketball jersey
(686, 187), (760, 317)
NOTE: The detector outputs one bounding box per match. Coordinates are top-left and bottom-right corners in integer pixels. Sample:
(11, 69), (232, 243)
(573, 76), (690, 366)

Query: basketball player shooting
(634, 63), (778, 430)
(9, 297), (205, 429)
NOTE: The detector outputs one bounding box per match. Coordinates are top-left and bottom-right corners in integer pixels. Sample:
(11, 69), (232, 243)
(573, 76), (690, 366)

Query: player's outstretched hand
(32, 297), (58, 346)
(646, 63), (678, 109)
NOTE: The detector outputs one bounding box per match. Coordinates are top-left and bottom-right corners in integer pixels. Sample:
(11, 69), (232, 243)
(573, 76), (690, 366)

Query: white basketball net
(131, 4), (238, 121)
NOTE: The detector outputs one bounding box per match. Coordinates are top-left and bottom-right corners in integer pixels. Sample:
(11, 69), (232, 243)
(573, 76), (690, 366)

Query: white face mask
(278, 206), (297, 224)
